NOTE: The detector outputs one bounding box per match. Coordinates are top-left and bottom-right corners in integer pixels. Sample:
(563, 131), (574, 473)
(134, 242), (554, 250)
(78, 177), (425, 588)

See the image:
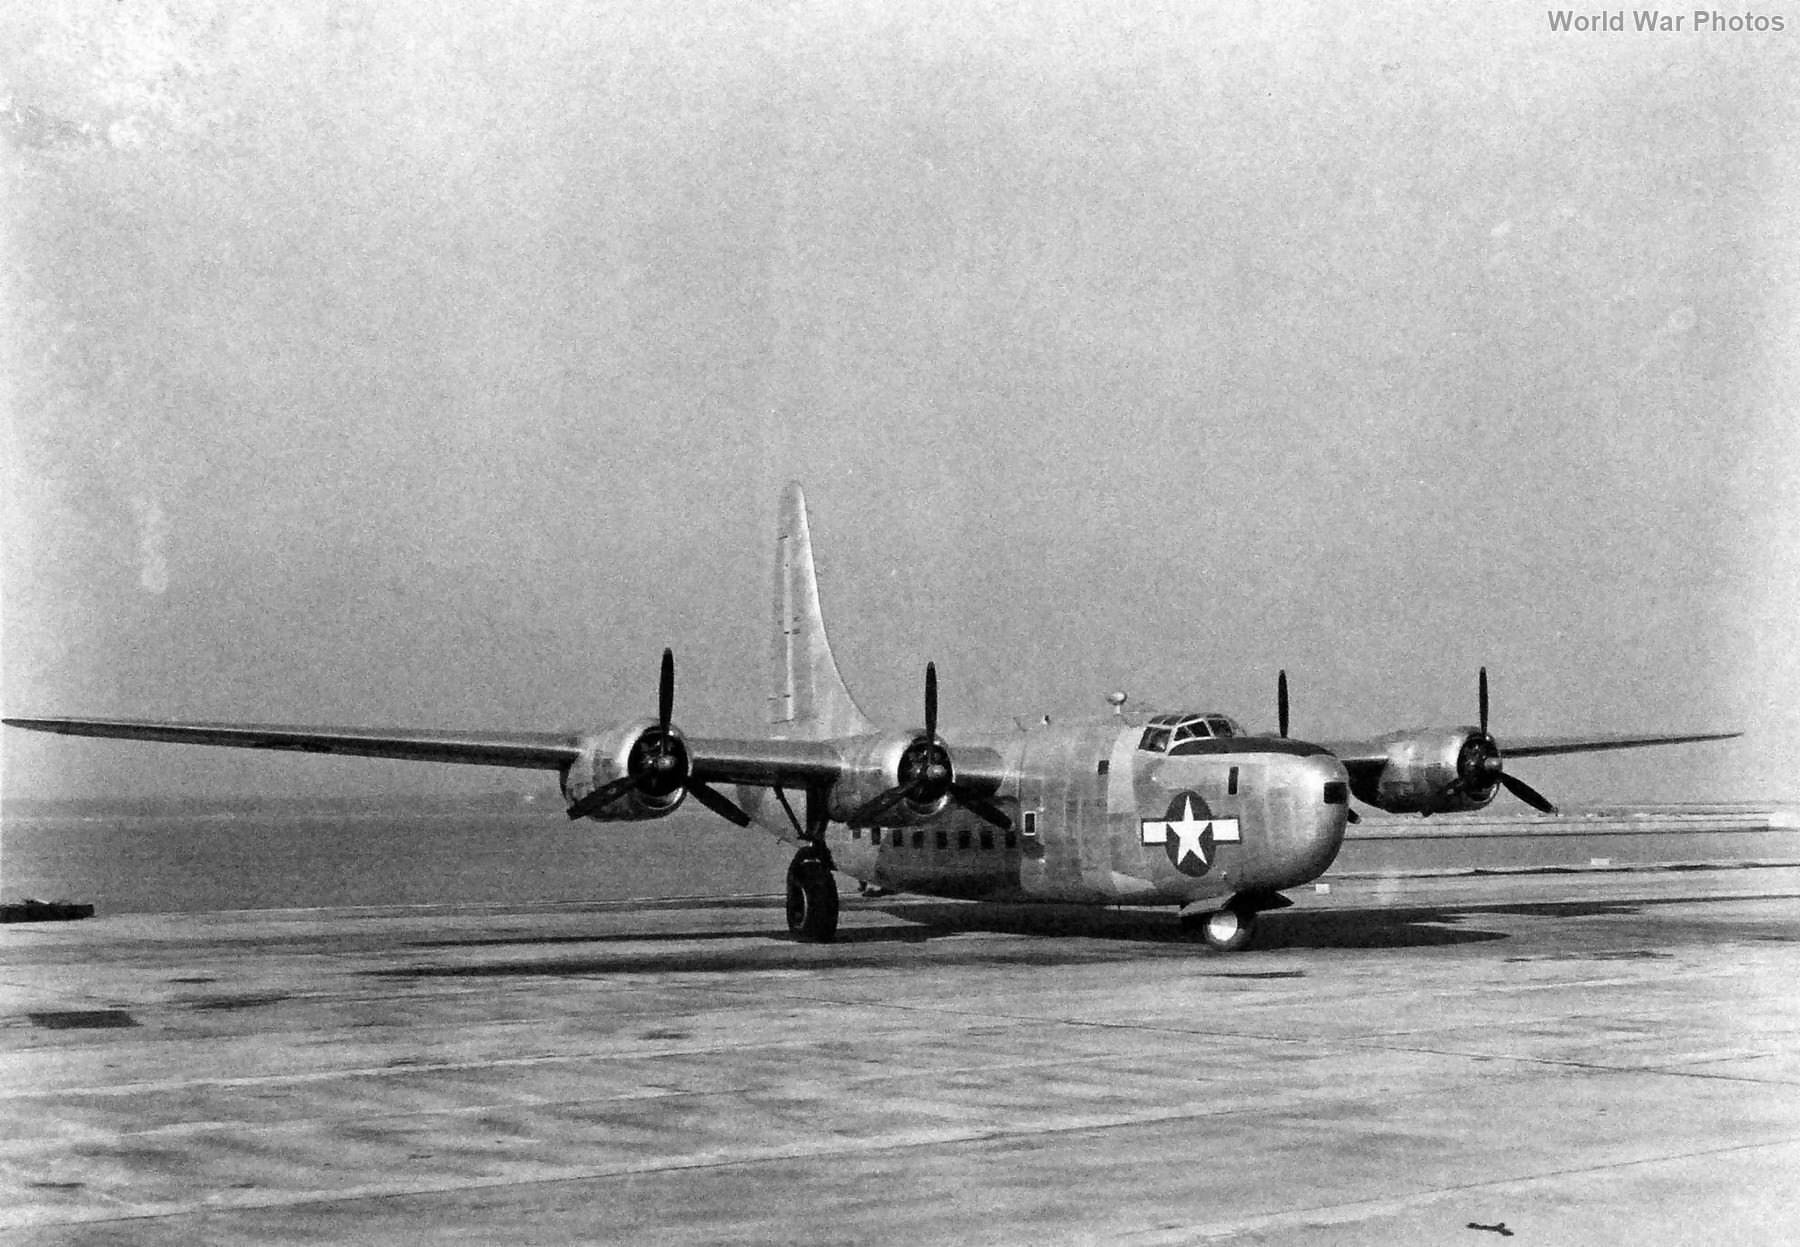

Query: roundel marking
(1140, 791), (1241, 877)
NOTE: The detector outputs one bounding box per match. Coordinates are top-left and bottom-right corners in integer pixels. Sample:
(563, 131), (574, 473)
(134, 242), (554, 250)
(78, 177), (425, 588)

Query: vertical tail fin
(769, 483), (875, 739)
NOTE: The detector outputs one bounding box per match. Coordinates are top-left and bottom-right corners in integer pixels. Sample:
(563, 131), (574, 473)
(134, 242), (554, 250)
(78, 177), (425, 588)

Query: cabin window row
(851, 825), (1018, 851)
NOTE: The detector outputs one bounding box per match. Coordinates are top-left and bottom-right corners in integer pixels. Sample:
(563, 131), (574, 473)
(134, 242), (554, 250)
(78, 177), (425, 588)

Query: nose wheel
(786, 851), (839, 943)
(1192, 906), (1257, 952)
(1181, 892), (1286, 952)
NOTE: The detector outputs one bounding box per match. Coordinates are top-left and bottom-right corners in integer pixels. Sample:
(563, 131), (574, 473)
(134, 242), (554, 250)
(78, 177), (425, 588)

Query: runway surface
(4, 865), (1799, 1244)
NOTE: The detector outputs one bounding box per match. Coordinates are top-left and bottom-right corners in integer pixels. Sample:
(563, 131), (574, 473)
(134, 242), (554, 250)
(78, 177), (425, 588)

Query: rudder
(769, 483), (875, 739)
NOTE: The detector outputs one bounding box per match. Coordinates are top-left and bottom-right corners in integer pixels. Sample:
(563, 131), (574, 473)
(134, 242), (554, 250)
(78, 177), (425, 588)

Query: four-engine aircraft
(5, 484), (1739, 949)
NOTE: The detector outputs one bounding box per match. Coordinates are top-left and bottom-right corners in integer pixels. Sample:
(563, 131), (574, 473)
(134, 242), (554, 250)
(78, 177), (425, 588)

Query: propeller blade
(690, 781), (752, 828)
(659, 648), (675, 730)
(955, 792), (1013, 831)
(925, 662), (938, 740)
(846, 786), (908, 828)
(1498, 770), (1557, 815)
(1277, 670), (1289, 738)
(566, 773), (638, 821)
(1479, 666), (1489, 737)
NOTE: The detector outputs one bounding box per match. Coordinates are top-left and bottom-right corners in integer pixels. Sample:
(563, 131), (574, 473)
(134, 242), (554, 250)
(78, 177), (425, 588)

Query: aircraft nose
(1251, 752), (1350, 891)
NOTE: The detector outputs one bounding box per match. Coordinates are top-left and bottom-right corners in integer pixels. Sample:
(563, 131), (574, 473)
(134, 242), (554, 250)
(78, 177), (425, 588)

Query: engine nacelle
(562, 719), (688, 822)
(824, 732), (953, 825)
(1350, 728), (1500, 815)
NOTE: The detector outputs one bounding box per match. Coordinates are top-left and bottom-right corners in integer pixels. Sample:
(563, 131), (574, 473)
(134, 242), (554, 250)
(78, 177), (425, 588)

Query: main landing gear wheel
(786, 854), (839, 943)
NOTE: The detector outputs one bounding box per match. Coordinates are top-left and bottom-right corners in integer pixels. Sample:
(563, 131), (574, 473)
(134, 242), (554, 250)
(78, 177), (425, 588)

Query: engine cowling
(824, 732), (954, 825)
(1350, 728), (1501, 815)
(562, 719), (689, 822)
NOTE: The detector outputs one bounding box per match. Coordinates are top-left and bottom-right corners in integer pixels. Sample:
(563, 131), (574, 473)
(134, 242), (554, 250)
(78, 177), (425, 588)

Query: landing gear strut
(786, 849), (839, 943)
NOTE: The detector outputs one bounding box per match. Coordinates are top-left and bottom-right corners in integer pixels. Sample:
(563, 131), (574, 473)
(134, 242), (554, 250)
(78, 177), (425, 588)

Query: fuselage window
(957, 827), (971, 850)
(1228, 766), (1239, 796)
(980, 827), (994, 850)
(1023, 811), (1038, 837)
(867, 827), (877, 844)
(912, 829), (925, 849)
(935, 828), (948, 850)
(1005, 827), (1018, 849)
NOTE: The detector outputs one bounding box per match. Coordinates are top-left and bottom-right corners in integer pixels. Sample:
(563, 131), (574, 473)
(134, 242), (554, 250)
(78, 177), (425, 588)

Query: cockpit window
(1171, 719), (1212, 745)
(1137, 712), (1234, 753)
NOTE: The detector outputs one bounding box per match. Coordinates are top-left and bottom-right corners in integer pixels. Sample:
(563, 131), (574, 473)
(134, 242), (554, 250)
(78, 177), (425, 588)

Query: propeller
(1459, 667), (1556, 815)
(566, 649), (749, 826)
(847, 663), (1011, 831)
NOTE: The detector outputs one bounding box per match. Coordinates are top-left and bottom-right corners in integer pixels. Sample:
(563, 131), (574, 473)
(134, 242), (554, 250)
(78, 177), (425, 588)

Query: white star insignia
(1141, 794), (1241, 873)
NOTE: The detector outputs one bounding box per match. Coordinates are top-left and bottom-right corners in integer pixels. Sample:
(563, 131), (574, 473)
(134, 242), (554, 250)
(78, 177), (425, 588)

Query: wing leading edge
(1, 716), (855, 794)
(1498, 730), (1742, 759)
(1, 717), (587, 770)
(1323, 728), (1741, 768)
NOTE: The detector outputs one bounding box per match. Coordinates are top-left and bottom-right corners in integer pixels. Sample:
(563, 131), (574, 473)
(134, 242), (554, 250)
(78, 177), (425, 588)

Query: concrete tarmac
(4, 866), (1799, 1244)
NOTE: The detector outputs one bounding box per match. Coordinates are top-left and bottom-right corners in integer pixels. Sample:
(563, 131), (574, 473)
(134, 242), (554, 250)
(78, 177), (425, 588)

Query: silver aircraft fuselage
(743, 720), (1350, 906)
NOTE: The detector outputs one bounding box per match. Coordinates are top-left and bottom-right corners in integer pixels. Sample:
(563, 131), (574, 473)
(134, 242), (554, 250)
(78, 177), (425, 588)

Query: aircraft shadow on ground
(373, 902), (1519, 981)
(403, 929), (791, 951)
(372, 929), (1134, 980)
(875, 901), (1511, 951)
(1205, 891), (1795, 950)
(369, 889), (1799, 981)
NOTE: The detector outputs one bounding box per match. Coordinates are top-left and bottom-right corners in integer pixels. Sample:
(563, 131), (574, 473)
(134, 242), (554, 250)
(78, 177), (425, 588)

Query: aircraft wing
(1319, 726), (1741, 817)
(686, 737), (845, 787)
(2, 716), (856, 790)
(1322, 729), (1740, 769)
(1, 717), (587, 770)
(1497, 730), (1742, 759)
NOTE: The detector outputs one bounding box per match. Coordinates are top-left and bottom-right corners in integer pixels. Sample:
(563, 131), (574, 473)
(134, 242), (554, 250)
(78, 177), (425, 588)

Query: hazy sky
(3, 0), (1796, 802)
